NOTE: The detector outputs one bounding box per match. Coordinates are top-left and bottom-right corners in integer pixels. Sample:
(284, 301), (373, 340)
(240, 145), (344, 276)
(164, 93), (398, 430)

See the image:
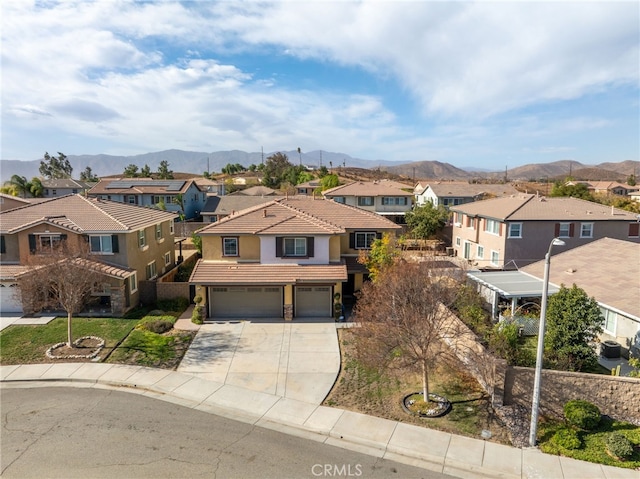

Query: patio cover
(467, 270), (560, 298)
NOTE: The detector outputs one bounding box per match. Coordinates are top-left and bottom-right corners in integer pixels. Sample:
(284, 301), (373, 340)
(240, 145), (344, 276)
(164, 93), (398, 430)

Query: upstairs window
(146, 261), (157, 280)
(138, 229), (146, 248)
(353, 232), (377, 249)
(284, 237), (307, 256)
(223, 237), (238, 256)
(90, 235), (118, 254)
(357, 196), (374, 206)
(28, 233), (65, 254)
(155, 224), (163, 240)
(333, 196), (346, 204)
(485, 219), (500, 235)
(556, 222), (573, 238)
(382, 197), (408, 206)
(508, 223), (522, 238)
(580, 222), (593, 238)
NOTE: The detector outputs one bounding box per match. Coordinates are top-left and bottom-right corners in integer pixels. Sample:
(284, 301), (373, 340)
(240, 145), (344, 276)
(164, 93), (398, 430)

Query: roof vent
(566, 268), (576, 274)
(263, 209), (267, 217)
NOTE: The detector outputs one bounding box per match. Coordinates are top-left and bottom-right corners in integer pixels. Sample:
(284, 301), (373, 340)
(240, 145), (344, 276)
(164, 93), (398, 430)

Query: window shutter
(275, 237), (283, 257)
(28, 234), (36, 253)
(629, 223), (639, 237)
(60, 234), (67, 241)
(376, 232), (383, 240)
(349, 233), (355, 249)
(569, 223), (575, 237)
(0, 235), (5, 254)
(554, 223), (560, 236)
(307, 237), (314, 257)
(112, 235), (119, 253)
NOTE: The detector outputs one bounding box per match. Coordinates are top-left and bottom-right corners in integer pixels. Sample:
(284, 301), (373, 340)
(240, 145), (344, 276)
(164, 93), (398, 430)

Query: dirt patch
(324, 328), (513, 444)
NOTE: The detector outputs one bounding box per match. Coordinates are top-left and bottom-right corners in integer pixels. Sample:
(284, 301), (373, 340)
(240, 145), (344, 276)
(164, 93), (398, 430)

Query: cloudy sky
(2, 1), (638, 169)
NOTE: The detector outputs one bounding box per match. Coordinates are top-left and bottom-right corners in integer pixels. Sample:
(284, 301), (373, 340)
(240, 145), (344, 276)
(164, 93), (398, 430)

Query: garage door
(0, 283), (23, 314)
(210, 286), (283, 318)
(295, 286), (332, 318)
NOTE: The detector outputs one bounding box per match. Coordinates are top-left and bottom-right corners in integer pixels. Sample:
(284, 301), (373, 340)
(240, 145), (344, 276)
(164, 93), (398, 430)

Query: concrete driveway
(177, 318), (340, 404)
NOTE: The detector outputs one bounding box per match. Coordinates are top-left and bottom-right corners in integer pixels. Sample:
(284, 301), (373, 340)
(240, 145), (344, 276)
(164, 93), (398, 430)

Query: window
(52, 189), (57, 196)
(357, 196), (374, 206)
(355, 232), (376, 249)
(485, 219), (500, 235)
(455, 236), (461, 246)
(333, 196), (346, 204)
(382, 197), (408, 205)
(601, 308), (617, 334)
(580, 223), (593, 238)
(155, 224), (163, 240)
(170, 220), (175, 235)
(477, 245), (484, 259)
(90, 235), (113, 254)
(490, 250), (499, 266)
(127, 195), (136, 204)
(39, 234), (62, 253)
(72, 189), (78, 194)
(284, 237), (307, 256)
(164, 252), (171, 266)
(0, 235), (5, 254)
(443, 198), (463, 206)
(508, 223), (522, 238)
(557, 222), (571, 238)
(630, 223), (640, 238)
(138, 229), (146, 248)
(129, 273), (137, 293)
(223, 237), (238, 256)
(146, 261), (157, 280)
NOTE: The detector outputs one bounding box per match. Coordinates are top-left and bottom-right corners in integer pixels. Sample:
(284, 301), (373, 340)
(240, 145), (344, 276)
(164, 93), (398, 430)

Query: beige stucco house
(0, 194), (177, 315)
(322, 180), (413, 224)
(449, 194), (640, 269)
(190, 196), (401, 320)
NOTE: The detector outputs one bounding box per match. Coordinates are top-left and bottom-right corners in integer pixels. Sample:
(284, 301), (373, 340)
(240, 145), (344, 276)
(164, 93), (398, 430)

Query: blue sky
(1, 1), (638, 170)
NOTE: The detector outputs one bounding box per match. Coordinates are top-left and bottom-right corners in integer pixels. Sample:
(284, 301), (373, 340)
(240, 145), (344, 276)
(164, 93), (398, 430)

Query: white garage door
(210, 286), (283, 318)
(0, 283), (23, 314)
(295, 286), (332, 318)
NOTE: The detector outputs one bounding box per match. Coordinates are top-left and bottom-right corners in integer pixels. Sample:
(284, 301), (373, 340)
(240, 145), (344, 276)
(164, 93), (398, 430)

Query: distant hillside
(504, 160), (639, 181)
(0, 149), (392, 183)
(381, 160), (473, 180)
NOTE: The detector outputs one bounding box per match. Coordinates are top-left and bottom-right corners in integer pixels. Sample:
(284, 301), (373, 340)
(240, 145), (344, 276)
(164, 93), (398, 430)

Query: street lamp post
(529, 237), (565, 447)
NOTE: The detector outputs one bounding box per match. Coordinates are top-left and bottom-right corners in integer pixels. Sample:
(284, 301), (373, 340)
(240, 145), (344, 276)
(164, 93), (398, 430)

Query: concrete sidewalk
(1, 363), (636, 479)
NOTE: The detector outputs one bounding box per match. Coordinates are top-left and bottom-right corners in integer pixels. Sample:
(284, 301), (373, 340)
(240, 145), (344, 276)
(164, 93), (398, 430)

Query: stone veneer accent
(284, 304), (293, 321)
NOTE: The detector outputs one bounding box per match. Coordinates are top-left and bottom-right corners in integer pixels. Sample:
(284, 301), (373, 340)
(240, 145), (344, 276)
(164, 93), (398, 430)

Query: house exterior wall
(329, 236), (341, 261)
(453, 214), (640, 268)
(122, 221), (175, 280)
(260, 236), (330, 264)
(0, 234), (20, 262)
(0, 197), (29, 212)
(200, 235), (260, 261)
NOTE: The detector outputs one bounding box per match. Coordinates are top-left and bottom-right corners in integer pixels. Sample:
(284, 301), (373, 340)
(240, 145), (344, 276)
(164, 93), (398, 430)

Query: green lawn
(0, 317), (136, 365)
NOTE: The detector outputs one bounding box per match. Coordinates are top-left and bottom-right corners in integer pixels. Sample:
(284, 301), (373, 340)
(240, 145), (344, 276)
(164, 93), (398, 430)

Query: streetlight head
(552, 238), (565, 246)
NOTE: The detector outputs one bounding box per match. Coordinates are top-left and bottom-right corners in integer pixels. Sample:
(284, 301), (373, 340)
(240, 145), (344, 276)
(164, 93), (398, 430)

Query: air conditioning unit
(454, 222), (461, 227)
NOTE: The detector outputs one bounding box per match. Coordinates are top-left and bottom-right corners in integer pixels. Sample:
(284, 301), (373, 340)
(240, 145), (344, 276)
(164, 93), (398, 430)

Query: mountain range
(0, 149), (637, 184)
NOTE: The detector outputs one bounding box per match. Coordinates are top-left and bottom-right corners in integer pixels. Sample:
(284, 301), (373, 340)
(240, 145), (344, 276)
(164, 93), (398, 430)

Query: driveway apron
(177, 319), (340, 404)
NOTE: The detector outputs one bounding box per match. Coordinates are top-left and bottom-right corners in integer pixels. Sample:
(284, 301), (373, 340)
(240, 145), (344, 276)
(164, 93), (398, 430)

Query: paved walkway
(1, 363), (636, 479)
(0, 315), (56, 332)
(177, 317), (340, 404)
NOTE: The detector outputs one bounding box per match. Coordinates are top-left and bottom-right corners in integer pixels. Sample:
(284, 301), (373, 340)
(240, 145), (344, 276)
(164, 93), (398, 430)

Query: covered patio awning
(467, 270), (560, 298)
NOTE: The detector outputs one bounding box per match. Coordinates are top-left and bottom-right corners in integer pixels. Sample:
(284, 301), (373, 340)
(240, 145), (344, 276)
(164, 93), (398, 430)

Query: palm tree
(29, 177), (44, 197)
(4, 175), (32, 198)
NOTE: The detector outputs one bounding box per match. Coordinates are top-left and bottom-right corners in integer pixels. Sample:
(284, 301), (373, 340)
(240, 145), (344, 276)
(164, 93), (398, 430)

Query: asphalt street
(1, 387), (454, 479)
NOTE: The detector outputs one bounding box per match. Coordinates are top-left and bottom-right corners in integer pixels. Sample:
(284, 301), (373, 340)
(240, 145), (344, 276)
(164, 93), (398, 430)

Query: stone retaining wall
(442, 305), (640, 425)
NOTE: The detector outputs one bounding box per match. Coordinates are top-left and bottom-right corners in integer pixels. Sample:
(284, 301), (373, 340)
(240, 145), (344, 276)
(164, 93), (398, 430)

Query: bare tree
(17, 239), (104, 346)
(353, 258), (465, 401)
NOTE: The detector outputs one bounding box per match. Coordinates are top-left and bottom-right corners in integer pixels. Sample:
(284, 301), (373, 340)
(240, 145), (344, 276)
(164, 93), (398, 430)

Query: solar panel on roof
(106, 180), (186, 190)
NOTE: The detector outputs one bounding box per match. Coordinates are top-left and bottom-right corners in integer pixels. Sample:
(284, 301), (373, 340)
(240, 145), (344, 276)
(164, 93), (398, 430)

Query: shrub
(157, 297), (189, 313)
(193, 295), (202, 305)
(564, 400), (601, 430)
(606, 432), (634, 459)
(142, 320), (173, 334)
(488, 321), (520, 364)
(191, 306), (204, 325)
(551, 427), (582, 450)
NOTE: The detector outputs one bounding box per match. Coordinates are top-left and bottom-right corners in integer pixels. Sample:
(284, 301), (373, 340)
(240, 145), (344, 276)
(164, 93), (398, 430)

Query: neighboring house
(521, 238), (640, 357)
(192, 178), (226, 195)
(0, 193), (32, 212)
(190, 196), (402, 320)
(0, 194), (177, 316)
(322, 180), (414, 224)
(566, 180), (639, 197)
(42, 179), (95, 198)
(235, 185), (278, 196)
(414, 181), (520, 208)
(630, 191), (640, 203)
(449, 194), (640, 269)
(88, 178), (207, 220)
(295, 180), (322, 195)
(200, 195), (279, 223)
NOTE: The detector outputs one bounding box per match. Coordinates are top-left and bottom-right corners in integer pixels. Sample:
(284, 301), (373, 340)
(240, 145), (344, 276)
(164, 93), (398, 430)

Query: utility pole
(297, 147), (302, 166)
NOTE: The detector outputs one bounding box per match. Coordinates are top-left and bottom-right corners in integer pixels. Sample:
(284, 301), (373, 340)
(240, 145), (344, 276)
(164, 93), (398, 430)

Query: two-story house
(200, 195), (279, 223)
(42, 179), (95, 198)
(449, 194), (640, 269)
(0, 193), (32, 212)
(322, 180), (413, 224)
(414, 181), (520, 208)
(0, 194), (177, 316)
(295, 180), (322, 195)
(88, 178), (208, 220)
(190, 196), (401, 320)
